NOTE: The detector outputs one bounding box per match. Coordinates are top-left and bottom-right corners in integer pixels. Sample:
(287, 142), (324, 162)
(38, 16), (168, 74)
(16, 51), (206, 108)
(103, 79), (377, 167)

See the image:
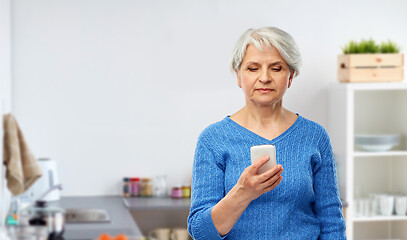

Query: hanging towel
(2, 113), (42, 196)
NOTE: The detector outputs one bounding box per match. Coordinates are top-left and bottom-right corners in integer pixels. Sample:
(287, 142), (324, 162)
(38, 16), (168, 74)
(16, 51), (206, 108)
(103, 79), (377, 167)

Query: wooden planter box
(338, 54), (404, 83)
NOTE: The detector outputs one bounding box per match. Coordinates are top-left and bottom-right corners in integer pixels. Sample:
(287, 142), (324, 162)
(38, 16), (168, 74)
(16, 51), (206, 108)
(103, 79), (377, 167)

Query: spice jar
(171, 186), (183, 199)
(182, 185), (191, 198)
(123, 177), (131, 197)
(140, 178), (153, 197)
(130, 178), (140, 197)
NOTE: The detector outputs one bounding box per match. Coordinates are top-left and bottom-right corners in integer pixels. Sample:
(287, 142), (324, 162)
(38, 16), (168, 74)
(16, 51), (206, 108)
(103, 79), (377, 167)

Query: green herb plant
(342, 39), (400, 54)
(380, 40), (400, 53)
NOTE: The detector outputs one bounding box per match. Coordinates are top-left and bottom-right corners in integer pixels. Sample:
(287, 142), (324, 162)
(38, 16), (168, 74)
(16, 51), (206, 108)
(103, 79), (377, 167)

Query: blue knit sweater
(187, 114), (346, 240)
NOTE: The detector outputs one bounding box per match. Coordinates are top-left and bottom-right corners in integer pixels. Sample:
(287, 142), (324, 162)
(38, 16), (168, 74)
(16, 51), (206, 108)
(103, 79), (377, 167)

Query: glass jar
(130, 178), (140, 197)
(153, 175), (167, 197)
(182, 185), (191, 198)
(140, 178), (153, 197)
(171, 186), (183, 199)
(123, 178), (131, 197)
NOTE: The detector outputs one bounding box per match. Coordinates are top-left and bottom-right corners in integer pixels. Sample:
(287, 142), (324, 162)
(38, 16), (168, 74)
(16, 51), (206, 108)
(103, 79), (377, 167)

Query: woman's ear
(236, 70), (242, 88)
(288, 70), (295, 88)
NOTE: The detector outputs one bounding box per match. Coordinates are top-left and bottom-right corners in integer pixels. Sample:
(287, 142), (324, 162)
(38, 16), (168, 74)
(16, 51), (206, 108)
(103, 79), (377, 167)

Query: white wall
(10, 0), (407, 196)
(0, 0), (12, 226)
(0, 0), (11, 110)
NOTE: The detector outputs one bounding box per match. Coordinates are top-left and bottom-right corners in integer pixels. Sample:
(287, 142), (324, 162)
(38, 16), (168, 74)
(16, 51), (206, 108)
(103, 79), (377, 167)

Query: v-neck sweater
(187, 114), (346, 240)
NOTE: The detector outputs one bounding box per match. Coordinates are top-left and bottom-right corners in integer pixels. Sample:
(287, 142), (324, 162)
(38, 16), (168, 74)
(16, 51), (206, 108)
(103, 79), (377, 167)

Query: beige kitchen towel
(3, 113), (42, 196)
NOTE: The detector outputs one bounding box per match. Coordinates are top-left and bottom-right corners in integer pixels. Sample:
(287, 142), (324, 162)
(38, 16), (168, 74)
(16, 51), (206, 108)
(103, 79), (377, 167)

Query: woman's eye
(248, 67), (258, 72)
(272, 68), (282, 71)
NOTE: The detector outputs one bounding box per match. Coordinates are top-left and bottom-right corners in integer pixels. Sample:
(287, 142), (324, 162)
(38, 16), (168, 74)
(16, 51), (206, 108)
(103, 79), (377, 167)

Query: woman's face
(236, 44), (294, 107)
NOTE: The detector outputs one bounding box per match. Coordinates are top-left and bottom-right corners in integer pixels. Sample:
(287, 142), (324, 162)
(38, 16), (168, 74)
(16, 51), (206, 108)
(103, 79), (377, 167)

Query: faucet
(37, 184), (63, 201)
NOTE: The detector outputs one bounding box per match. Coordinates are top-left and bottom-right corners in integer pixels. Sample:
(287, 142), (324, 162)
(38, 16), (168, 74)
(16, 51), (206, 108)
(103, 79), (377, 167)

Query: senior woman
(187, 27), (346, 239)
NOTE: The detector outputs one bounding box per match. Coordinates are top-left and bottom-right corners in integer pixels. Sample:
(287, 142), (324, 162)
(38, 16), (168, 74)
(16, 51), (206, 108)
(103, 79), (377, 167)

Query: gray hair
(230, 27), (302, 77)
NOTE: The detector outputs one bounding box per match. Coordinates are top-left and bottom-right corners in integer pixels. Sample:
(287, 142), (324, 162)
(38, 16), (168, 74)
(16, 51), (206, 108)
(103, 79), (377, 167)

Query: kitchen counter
(49, 196), (143, 240)
(45, 196), (191, 239)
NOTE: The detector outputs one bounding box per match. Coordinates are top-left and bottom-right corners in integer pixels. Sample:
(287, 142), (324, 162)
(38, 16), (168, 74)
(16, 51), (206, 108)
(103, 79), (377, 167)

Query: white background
(6, 0), (407, 196)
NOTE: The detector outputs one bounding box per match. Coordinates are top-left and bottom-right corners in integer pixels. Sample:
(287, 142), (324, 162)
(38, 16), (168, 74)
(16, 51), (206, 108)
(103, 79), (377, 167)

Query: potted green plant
(338, 39), (404, 83)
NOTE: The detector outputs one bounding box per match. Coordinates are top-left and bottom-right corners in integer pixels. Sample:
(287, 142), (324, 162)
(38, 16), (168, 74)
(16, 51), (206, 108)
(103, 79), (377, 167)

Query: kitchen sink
(64, 209), (111, 223)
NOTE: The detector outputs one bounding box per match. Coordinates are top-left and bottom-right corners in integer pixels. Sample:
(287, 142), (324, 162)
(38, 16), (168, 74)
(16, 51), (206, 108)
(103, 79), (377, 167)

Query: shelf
(123, 197), (191, 210)
(354, 215), (407, 222)
(353, 151), (407, 157)
(332, 82), (407, 91)
(329, 82), (407, 239)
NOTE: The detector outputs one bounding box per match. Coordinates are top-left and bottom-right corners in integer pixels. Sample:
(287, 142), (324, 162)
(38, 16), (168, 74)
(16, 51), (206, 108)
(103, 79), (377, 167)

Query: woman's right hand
(211, 156), (284, 236)
(234, 156), (283, 203)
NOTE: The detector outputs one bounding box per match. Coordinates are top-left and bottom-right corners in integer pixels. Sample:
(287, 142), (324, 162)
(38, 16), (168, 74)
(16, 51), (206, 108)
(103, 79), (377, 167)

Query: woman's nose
(259, 69), (271, 83)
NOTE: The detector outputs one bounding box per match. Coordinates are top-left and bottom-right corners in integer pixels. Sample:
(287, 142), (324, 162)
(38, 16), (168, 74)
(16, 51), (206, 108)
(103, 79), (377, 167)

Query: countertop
(47, 196), (191, 240)
(49, 196), (143, 240)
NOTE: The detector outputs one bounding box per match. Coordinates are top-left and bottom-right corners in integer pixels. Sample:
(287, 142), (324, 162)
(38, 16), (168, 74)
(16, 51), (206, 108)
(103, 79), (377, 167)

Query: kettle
(27, 158), (60, 201)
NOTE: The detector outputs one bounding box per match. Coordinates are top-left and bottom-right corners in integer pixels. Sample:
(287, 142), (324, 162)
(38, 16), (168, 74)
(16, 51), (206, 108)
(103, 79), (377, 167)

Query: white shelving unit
(329, 82), (407, 240)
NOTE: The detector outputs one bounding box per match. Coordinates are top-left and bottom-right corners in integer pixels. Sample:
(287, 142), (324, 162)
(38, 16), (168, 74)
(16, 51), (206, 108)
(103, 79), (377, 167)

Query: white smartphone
(250, 144), (277, 174)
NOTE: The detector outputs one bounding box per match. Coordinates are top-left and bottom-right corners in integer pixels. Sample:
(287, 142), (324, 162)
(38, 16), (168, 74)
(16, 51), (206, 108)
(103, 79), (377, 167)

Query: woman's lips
(256, 88), (273, 93)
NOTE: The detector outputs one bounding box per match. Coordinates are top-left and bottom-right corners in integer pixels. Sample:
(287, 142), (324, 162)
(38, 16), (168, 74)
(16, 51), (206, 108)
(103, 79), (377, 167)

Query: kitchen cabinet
(328, 82), (407, 239)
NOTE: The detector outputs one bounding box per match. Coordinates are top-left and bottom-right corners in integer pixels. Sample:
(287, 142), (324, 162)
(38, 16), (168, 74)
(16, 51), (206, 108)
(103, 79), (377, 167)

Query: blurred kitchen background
(1, 0), (407, 239)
